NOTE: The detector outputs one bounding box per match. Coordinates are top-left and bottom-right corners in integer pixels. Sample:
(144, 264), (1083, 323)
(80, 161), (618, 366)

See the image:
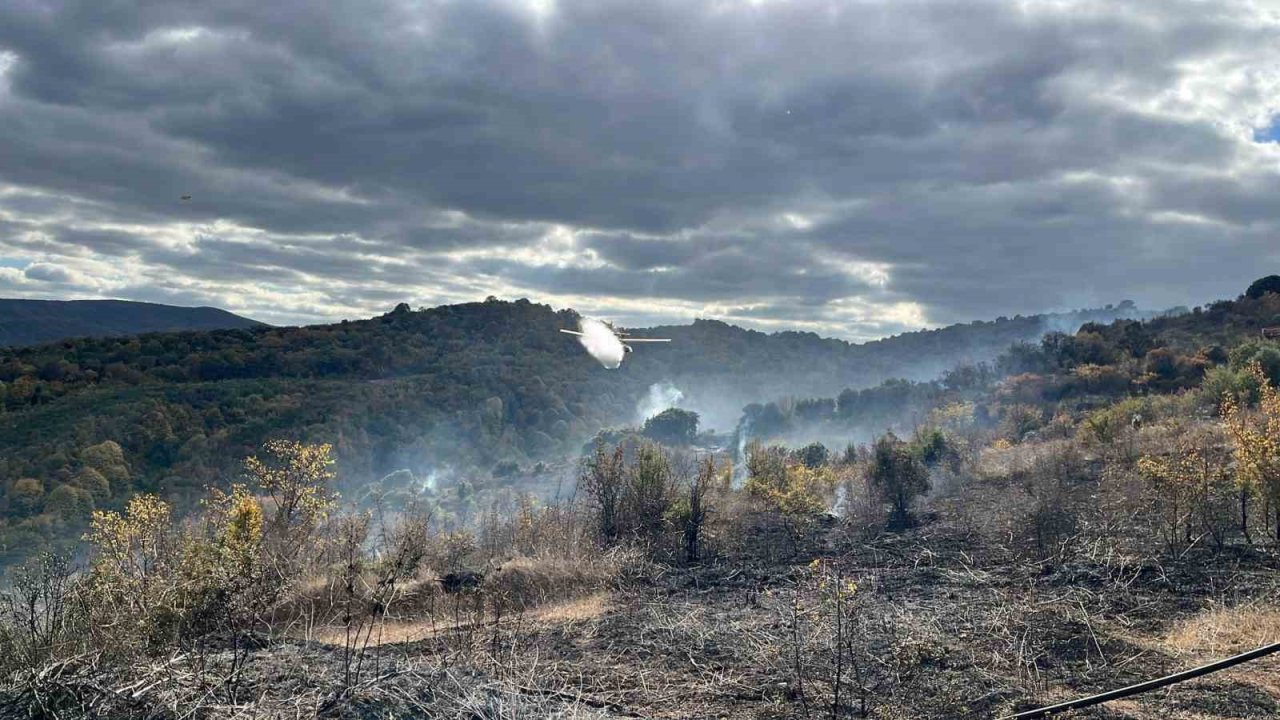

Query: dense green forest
(0, 296), (1171, 565)
(0, 299), (263, 348)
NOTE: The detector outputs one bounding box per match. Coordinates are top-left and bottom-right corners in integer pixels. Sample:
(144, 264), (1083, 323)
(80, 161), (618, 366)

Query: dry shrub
(764, 561), (965, 718)
(1079, 461), (1150, 560)
(0, 554), (80, 673)
(975, 441), (1030, 480)
(837, 471), (887, 541)
(1017, 461), (1082, 562)
(476, 495), (592, 563)
(963, 440), (1087, 561)
(687, 481), (755, 561)
(1132, 420), (1197, 465)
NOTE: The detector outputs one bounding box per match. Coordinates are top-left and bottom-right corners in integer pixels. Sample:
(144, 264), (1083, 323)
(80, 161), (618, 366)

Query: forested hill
(0, 298), (1162, 428)
(636, 300), (1162, 377)
(0, 296), (1161, 564)
(0, 298), (264, 348)
(624, 301), (1169, 424)
(730, 284), (1280, 456)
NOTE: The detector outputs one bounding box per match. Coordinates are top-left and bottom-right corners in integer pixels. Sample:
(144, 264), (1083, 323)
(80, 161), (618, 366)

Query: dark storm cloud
(51, 228), (154, 257)
(0, 0), (1276, 334)
(466, 252), (876, 304)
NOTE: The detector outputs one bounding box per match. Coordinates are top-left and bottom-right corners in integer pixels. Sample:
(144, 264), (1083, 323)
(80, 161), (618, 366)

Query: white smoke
(731, 415), (751, 488)
(636, 381), (685, 424)
(418, 467), (447, 494)
(830, 483), (848, 515)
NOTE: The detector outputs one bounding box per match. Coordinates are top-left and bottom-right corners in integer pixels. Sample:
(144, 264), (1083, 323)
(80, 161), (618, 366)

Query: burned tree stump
(440, 570), (484, 594)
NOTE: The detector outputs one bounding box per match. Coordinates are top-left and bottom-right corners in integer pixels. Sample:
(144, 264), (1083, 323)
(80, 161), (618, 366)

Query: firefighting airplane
(560, 318), (670, 369)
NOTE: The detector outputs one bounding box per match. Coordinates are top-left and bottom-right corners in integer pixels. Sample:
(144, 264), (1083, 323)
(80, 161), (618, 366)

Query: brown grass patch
(1166, 602), (1280, 657)
(303, 591), (612, 647)
(535, 591), (610, 623)
(1168, 602), (1280, 702)
(277, 548), (640, 627)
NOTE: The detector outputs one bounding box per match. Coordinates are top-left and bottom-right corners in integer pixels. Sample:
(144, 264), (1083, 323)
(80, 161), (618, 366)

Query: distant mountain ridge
(0, 299), (265, 348)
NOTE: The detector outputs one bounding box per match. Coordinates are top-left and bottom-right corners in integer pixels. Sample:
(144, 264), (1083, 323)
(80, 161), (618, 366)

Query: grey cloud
(0, 0), (1276, 335)
(23, 261), (76, 283)
(462, 242), (891, 307)
(53, 227), (153, 256)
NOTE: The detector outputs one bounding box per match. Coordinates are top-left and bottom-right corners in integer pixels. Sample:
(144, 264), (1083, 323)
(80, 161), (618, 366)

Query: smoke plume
(636, 381), (686, 424)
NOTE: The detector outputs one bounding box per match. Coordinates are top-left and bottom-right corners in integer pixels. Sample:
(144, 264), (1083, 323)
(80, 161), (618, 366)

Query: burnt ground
(2, 516), (1276, 719)
(427, 522), (1277, 720)
(266, 526), (1280, 718)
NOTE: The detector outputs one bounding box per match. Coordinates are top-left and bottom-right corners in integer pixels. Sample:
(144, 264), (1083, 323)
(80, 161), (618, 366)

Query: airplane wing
(622, 338), (671, 342)
(559, 329), (585, 337)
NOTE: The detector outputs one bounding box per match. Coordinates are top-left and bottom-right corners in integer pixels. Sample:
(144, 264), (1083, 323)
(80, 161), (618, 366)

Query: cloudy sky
(0, 0), (1277, 338)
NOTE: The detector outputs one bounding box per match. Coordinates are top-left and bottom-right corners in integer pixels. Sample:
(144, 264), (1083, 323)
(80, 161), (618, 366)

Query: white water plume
(577, 317), (626, 369)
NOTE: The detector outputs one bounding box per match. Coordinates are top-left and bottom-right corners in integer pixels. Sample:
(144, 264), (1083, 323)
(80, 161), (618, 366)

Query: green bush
(1228, 340), (1280, 385)
(1200, 365), (1263, 410)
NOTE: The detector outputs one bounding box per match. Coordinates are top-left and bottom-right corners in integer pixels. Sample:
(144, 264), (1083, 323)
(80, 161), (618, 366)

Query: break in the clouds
(0, 0), (1278, 337)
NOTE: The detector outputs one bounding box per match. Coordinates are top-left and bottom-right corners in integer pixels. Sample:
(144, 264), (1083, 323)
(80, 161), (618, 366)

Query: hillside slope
(0, 298), (264, 348)
(0, 297), (1165, 564)
(627, 301), (1168, 425)
(731, 288), (1280, 454)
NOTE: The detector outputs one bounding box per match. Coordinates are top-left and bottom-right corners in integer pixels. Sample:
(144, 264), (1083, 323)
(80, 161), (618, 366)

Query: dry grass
(303, 591), (613, 647)
(536, 592), (611, 623)
(278, 548), (635, 629)
(485, 555), (620, 611)
(1163, 601), (1280, 704)
(1166, 602), (1280, 656)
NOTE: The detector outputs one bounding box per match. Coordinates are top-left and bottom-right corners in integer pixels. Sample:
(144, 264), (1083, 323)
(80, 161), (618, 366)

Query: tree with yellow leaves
(1222, 362), (1280, 543)
(78, 441), (338, 655)
(244, 439), (337, 570)
(80, 494), (185, 653)
(174, 484), (271, 649)
(746, 454), (836, 518)
(85, 494), (174, 617)
(195, 484), (266, 578)
(744, 443), (837, 555)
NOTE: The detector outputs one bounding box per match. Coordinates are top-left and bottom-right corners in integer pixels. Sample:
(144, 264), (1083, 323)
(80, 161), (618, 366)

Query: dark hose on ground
(999, 640), (1280, 719)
